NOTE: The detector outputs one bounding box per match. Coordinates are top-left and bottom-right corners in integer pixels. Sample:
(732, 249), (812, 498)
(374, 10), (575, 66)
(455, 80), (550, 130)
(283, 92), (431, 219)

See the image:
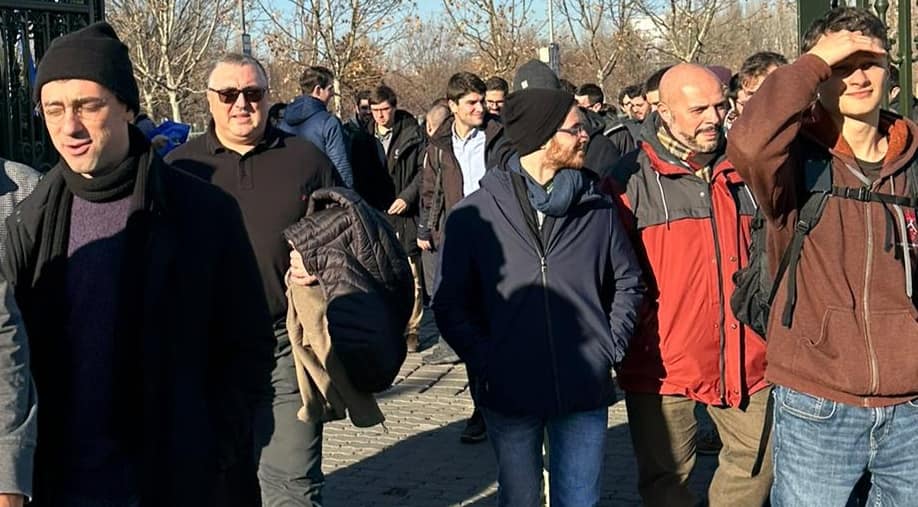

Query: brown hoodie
(728, 54), (918, 407)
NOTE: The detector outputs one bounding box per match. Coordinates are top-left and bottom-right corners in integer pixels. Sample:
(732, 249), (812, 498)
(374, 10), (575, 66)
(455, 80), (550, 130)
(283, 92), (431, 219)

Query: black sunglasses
(208, 87), (267, 104)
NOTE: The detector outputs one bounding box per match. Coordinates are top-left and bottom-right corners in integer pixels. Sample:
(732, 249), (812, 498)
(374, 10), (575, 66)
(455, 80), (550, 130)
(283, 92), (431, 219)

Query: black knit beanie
(34, 21), (140, 113)
(512, 59), (561, 92)
(502, 89), (575, 157)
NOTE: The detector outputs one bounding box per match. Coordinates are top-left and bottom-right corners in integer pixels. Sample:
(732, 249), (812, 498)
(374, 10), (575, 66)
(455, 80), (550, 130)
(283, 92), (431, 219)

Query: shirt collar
(206, 119), (281, 155)
(452, 123), (481, 143)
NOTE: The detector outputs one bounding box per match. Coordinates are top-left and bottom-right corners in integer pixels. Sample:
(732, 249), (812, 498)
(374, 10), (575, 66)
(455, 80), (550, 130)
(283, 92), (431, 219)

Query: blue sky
(416, 0), (550, 25)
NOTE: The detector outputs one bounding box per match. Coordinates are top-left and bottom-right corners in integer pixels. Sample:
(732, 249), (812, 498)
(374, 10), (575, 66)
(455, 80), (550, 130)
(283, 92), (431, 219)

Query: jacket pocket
(795, 307), (870, 394)
(871, 309), (918, 395)
(778, 387), (837, 421)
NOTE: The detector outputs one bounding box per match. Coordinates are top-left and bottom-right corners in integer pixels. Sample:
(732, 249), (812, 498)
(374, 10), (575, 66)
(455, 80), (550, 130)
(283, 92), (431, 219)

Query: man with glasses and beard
(605, 64), (771, 507)
(433, 88), (644, 506)
(167, 53), (338, 507)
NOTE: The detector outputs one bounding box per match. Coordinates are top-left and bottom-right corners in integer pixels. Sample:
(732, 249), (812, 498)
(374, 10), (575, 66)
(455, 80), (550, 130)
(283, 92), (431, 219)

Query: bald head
(659, 64), (723, 105)
(657, 63), (728, 154)
(426, 104), (451, 137)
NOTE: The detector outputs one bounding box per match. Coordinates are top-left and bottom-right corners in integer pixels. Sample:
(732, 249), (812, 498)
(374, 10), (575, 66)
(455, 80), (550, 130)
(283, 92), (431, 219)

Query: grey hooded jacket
(0, 158), (39, 499)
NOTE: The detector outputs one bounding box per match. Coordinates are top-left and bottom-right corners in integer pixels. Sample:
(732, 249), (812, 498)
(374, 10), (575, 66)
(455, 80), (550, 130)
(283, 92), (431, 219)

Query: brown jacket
(728, 54), (918, 407)
(418, 116), (508, 244)
(286, 285), (384, 427)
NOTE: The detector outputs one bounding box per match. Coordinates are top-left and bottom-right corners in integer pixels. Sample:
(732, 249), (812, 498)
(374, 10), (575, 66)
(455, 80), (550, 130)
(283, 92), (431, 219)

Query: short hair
(644, 66), (672, 95)
(446, 72), (486, 102)
(801, 7), (890, 53)
(738, 51), (788, 85)
(299, 66), (334, 95)
(430, 97), (449, 108)
(575, 83), (604, 106)
(370, 85), (398, 108)
(485, 76), (509, 93)
(209, 53), (269, 88)
(727, 73), (741, 100)
(624, 84), (644, 100)
(354, 89), (371, 104)
(618, 87), (632, 104)
(426, 104), (451, 127)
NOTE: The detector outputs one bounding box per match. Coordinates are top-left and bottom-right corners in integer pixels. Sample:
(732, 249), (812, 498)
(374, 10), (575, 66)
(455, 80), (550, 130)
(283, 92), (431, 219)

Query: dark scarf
(38, 127), (150, 272)
(509, 154), (588, 217)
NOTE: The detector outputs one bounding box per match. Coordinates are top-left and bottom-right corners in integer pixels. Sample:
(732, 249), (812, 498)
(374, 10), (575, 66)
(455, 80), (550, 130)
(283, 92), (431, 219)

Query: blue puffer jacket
(281, 96), (354, 188)
(433, 164), (645, 417)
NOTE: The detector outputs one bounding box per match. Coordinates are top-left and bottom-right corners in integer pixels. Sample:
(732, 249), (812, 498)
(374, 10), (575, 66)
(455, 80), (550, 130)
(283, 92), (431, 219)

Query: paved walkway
(321, 316), (716, 506)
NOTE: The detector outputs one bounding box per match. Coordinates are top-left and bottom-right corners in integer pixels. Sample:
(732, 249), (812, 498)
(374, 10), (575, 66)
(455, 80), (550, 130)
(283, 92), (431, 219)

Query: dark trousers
(254, 328), (324, 507)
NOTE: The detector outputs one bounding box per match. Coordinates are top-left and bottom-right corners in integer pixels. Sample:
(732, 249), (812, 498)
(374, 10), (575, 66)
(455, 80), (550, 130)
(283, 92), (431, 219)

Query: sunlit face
(544, 106), (589, 171)
(371, 101), (395, 128)
(485, 89), (506, 115)
(450, 92), (485, 131)
(817, 36), (888, 121)
(630, 95), (651, 121)
(357, 99), (371, 124)
(735, 66), (778, 115)
(40, 79), (133, 176)
(646, 89), (661, 112)
(658, 78), (728, 153)
(207, 63), (269, 148)
(621, 95), (633, 118)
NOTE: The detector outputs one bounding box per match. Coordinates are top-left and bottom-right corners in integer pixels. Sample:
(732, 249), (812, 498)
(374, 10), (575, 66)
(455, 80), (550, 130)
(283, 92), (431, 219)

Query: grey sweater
(0, 158), (40, 499)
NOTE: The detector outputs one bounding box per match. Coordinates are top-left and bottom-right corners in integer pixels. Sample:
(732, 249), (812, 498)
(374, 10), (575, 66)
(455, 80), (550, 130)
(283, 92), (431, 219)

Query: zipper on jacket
(863, 202), (879, 398)
(706, 180), (729, 404)
(539, 253), (565, 414)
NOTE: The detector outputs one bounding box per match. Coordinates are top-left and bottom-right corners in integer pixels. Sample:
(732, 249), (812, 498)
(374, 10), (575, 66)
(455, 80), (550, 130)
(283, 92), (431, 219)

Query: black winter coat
(371, 110), (425, 256)
(284, 188), (414, 392)
(3, 150), (275, 506)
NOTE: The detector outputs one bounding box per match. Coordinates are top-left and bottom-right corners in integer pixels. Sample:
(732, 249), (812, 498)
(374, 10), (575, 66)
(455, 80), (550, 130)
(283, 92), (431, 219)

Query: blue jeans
(772, 386), (918, 506)
(481, 406), (608, 507)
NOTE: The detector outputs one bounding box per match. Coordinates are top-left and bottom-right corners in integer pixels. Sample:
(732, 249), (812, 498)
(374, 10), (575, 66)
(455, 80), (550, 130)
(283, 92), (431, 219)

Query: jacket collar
(801, 103), (918, 180)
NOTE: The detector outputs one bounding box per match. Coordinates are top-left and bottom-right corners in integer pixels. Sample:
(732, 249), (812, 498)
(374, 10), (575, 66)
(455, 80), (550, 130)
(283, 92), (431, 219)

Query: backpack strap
(771, 153), (833, 328)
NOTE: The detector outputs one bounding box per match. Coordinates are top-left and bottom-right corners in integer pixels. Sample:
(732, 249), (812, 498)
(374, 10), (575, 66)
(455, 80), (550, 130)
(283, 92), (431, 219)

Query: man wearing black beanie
(433, 88), (644, 506)
(8, 21), (275, 506)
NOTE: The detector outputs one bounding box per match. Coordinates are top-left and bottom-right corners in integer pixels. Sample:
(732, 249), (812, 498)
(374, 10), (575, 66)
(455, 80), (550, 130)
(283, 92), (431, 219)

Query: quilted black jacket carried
(284, 188), (413, 392)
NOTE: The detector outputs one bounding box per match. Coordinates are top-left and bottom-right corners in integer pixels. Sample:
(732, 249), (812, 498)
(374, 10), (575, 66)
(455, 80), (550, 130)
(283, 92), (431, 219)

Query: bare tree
(257, 0), (407, 116)
(634, 0), (726, 63)
(109, 0), (235, 122)
(554, 0), (643, 95)
(442, 0), (539, 78)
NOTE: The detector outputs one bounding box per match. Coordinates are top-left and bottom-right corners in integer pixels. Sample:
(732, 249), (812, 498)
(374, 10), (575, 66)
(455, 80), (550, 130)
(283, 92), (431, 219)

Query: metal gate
(799, 0), (914, 118)
(0, 0), (104, 170)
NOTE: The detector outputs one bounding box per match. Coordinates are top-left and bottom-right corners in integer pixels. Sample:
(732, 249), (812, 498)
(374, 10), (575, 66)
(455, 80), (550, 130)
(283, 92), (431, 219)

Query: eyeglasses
(208, 87), (267, 104)
(36, 97), (109, 125)
(557, 124), (588, 137)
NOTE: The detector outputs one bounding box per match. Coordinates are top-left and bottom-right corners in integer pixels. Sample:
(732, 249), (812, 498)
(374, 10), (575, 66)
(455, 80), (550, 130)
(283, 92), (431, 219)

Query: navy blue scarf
(509, 154), (588, 216)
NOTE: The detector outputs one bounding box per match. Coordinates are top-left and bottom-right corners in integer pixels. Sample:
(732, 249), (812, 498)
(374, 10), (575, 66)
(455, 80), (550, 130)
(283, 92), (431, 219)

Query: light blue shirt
(452, 125), (487, 197)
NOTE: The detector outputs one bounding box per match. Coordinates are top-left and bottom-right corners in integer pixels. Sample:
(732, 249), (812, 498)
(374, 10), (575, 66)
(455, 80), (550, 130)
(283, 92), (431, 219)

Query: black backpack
(731, 151), (918, 338)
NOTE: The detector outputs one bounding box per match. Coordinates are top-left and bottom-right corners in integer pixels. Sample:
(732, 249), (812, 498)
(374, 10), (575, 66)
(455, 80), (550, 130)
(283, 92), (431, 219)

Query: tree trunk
(168, 90), (183, 122)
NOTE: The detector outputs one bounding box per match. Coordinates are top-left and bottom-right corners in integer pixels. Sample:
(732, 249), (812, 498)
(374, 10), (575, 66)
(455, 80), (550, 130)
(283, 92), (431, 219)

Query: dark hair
(624, 84), (644, 100)
(485, 76), (509, 93)
(559, 78), (577, 94)
(354, 89), (371, 104)
(299, 66), (334, 95)
(446, 72), (486, 102)
(727, 73), (741, 100)
(738, 51), (788, 85)
(801, 7), (890, 54)
(268, 102), (286, 121)
(210, 53), (269, 88)
(575, 83), (604, 106)
(644, 65), (672, 95)
(370, 85), (398, 108)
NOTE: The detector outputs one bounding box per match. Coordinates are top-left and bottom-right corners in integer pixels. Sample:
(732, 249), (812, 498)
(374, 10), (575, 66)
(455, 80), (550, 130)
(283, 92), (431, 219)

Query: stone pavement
(320, 315), (717, 506)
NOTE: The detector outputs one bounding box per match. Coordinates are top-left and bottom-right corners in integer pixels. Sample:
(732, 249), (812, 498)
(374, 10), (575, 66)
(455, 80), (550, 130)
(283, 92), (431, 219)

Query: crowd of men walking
(1, 5), (917, 507)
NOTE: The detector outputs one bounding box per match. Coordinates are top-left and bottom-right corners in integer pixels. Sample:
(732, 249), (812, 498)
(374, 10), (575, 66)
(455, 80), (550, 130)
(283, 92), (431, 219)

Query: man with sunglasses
(167, 53), (338, 507)
(433, 87), (644, 506)
(7, 23), (276, 506)
(604, 64), (771, 507)
(280, 66), (354, 188)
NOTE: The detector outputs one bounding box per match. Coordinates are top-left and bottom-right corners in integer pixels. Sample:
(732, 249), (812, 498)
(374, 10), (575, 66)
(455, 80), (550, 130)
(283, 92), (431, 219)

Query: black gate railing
(0, 0), (104, 170)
